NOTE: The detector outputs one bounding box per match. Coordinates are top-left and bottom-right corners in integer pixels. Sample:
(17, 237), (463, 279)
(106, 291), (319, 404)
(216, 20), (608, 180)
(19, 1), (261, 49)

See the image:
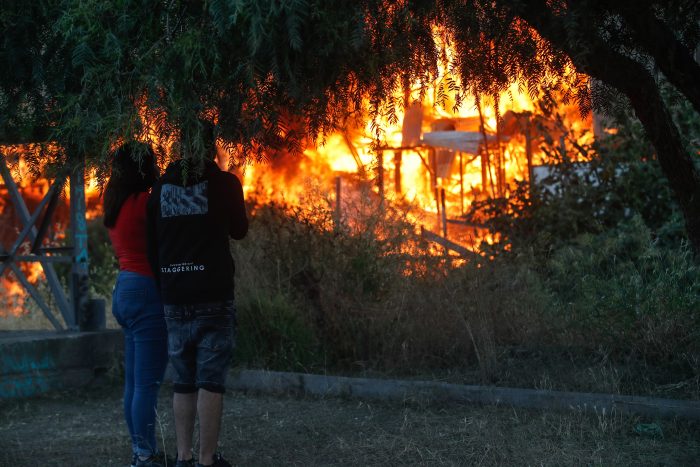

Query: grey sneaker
(197, 453), (231, 467)
(136, 452), (172, 467)
(175, 457), (195, 467)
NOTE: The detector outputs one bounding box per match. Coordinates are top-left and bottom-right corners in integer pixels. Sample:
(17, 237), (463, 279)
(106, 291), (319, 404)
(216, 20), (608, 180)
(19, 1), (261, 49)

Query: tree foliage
(2, 0), (700, 246)
(1, 1), (588, 163)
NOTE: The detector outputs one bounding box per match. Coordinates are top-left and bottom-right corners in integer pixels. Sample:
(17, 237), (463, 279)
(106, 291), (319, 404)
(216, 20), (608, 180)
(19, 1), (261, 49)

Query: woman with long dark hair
(104, 142), (169, 467)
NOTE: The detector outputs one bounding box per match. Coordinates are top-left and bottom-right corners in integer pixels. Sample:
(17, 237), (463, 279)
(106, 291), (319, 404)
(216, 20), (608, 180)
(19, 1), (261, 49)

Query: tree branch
(613, 4), (700, 115)
(499, 0), (700, 251)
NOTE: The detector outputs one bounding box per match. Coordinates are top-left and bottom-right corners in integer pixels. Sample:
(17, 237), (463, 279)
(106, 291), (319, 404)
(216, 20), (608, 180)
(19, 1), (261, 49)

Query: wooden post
(377, 150), (384, 210)
(70, 156), (90, 331)
(429, 149), (440, 228)
(441, 188), (448, 240)
(334, 176), (342, 229)
(559, 135), (567, 160)
(480, 148), (489, 197)
(476, 95), (494, 197)
(524, 118), (533, 195)
(393, 150), (402, 195)
(459, 152), (464, 216)
(494, 93), (505, 197)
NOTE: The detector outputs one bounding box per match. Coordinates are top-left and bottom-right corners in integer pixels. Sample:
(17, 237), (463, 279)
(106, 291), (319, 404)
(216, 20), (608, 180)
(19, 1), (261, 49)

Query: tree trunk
(623, 73), (700, 251)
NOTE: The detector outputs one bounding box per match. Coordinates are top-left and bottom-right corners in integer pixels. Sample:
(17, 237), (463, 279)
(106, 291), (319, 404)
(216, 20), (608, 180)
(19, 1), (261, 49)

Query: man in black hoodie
(147, 125), (248, 467)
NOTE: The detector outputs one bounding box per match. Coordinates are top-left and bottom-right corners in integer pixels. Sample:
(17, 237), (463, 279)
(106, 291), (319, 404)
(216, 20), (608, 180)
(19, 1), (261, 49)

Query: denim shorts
(164, 300), (236, 394)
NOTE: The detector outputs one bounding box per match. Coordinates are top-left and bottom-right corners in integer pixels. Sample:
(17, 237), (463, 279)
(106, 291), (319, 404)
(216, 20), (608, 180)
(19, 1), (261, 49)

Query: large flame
(239, 26), (592, 238)
(240, 62), (592, 244)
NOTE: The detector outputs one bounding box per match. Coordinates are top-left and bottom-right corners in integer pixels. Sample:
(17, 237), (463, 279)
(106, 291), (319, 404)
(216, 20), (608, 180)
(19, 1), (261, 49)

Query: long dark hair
(103, 142), (158, 228)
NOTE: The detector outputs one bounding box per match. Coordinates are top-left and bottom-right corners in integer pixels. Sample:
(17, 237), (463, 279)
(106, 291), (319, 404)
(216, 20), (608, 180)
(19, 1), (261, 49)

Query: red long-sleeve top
(108, 192), (153, 277)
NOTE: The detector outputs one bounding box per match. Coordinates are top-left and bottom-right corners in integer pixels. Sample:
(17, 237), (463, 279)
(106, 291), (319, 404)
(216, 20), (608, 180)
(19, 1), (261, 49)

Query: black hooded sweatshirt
(146, 159), (248, 305)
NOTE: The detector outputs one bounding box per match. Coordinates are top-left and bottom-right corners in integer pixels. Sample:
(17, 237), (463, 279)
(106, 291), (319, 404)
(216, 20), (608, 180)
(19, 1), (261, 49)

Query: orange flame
(238, 69), (592, 250)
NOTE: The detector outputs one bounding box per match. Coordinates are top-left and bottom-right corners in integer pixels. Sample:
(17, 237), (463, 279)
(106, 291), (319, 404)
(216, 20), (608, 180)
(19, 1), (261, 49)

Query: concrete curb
(0, 330), (122, 398)
(228, 369), (700, 420)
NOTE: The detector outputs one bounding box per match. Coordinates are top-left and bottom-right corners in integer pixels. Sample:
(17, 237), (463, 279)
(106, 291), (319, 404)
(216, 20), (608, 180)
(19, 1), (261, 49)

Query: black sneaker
(136, 452), (172, 467)
(175, 457), (195, 467)
(196, 453), (231, 467)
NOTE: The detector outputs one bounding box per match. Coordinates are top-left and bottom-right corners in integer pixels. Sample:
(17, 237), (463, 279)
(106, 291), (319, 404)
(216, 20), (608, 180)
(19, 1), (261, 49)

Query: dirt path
(1, 383), (698, 466)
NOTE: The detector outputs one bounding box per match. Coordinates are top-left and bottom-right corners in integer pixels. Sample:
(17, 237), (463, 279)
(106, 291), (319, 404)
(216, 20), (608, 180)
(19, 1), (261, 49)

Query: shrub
(87, 218), (117, 298)
(460, 89), (700, 378)
(547, 216), (700, 368)
(236, 291), (320, 371)
(231, 189), (552, 377)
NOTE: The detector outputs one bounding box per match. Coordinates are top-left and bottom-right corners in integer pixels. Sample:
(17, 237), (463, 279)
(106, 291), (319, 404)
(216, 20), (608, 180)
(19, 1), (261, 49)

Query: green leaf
(71, 41), (95, 68)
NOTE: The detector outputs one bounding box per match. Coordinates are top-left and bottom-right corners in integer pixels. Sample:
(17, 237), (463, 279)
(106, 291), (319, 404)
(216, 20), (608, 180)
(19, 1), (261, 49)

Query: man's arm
(226, 173), (248, 240)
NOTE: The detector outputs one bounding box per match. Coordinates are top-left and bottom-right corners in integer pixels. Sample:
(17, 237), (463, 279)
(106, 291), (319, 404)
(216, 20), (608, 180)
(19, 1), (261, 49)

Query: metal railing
(0, 153), (91, 331)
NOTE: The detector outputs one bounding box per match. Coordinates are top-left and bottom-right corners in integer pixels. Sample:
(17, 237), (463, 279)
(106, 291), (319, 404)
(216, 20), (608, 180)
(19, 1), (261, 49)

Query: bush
(231, 189), (553, 377)
(459, 88), (700, 379)
(230, 176), (699, 385)
(236, 291), (320, 371)
(87, 217), (117, 298)
(547, 216), (700, 367)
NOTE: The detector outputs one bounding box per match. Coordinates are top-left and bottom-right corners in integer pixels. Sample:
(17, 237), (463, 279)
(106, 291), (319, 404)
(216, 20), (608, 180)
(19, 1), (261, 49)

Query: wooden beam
(334, 176), (342, 230)
(420, 226), (480, 260)
(393, 150), (402, 194)
(377, 151), (384, 210)
(31, 180), (63, 253)
(342, 132), (366, 176)
(0, 180), (59, 277)
(8, 263), (64, 331)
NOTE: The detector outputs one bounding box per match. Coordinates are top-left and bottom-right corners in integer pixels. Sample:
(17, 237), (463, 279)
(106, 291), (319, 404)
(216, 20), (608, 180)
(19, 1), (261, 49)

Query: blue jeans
(112, 271), (168, 457)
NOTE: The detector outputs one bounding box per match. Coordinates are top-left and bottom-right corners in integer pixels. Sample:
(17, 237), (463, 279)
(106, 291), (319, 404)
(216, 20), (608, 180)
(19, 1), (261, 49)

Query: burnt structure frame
(0, 151), (89, 331)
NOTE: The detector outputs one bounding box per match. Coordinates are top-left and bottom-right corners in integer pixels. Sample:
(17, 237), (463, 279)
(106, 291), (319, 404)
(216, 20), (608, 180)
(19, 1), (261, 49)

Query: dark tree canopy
(2, 0), (699, 248)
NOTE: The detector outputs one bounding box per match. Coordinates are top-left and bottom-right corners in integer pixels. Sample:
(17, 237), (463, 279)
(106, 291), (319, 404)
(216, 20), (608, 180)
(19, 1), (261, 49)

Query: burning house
(239, 77), (593, 249)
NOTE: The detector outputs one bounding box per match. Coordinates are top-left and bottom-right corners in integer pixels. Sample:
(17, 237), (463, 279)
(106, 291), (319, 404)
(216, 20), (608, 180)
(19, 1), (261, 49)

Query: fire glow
(240, 29), (592, 230)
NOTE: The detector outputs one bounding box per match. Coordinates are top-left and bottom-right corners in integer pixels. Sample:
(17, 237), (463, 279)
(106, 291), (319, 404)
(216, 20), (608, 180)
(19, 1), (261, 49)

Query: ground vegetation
(1, 385), (699, 466)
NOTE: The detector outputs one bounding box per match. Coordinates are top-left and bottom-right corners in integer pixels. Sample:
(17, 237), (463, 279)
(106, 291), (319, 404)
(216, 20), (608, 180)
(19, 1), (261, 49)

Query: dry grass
(0, 382), (698, 466)
(229, 198), (698, 399)
(231, 198), (529, 373)
(2, 194), (697, 401)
